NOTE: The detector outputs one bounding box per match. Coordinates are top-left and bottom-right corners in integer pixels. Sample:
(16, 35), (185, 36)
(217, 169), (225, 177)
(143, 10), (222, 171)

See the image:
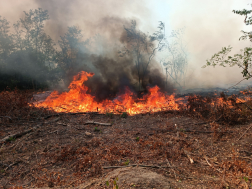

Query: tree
(161, 29), (188, 89)
(58, 26), (90, 83)
(0, 16), (14, 68)
(120, 20), (166, 91)
(0, 8), (59, 90)
(19, 8), (49, 51)
(203, 5), (252, 80)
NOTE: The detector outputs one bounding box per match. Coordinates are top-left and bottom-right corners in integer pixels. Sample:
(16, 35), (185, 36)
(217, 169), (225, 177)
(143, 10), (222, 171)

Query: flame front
(35, 71), (181, 115)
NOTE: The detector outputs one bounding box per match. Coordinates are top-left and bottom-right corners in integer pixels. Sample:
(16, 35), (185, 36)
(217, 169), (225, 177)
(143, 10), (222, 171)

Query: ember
(35, 71), (183, 115)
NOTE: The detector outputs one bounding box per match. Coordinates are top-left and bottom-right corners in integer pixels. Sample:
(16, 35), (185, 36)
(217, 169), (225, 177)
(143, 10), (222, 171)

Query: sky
(0, 0), (252, 89)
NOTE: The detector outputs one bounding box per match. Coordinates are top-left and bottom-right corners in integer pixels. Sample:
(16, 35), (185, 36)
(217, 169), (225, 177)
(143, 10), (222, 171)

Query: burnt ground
(1, 91), (252, 188)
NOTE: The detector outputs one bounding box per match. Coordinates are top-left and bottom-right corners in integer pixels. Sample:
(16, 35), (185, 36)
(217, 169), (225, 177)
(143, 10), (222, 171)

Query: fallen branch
(0, 126), (39, 143)
(171, 130), (232, 134)
(4, 161), (22, 171)
(204, 156), (212, 167)
(179, 115), (222, 127)
(236, 124), (252, 141)
(0, 116), (12, 120)
(44, 112), (98, 119)
(186, 129), (232, 133)
(8, 132), (33, 150)
(84, 121), (112, 126)
(102, 164), (175, 169)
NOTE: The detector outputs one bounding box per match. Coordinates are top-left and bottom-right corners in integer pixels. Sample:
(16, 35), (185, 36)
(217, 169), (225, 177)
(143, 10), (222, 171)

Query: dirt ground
(1, 108), (252, 189)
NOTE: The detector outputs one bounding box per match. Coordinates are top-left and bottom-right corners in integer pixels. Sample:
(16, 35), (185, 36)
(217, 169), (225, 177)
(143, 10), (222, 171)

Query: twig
(171, 130), (232, 134)
(84, 121), (112, 126)
(204, 156), (222, 173)
(166, 159), (177, 179)
(0, 116), (12, 120)
(236, 124), (252, 141)
(4, 161), (21, 171)
(186, 130), (232, 133)
(44, 112), (98, 119)
(1, 128), (34, 143)
(239, 150), (252, 156)
(102, 164), (175, 169)
(204, 156), (212, 167)
(179, 115), (222, 127)
(48, 130), (58, 134)
(184, 150), (194, 164)
(193, 122), (207, 125)
(226, 78), (247, 90)
(8, 132), (33, 150)
(239, 156), (252, 160)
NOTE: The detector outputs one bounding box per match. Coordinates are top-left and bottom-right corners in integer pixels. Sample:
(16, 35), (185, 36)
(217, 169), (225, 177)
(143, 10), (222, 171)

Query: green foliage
(106, 177), (119, 188)
(136, 136), (140, 141)
(120, 112), (128, 118)
(8, 136), (16, 142)
(106, 181), (109, 186)
(243, 176), (249, 182)
(94, 127), (100, 132)
(0, 8), (61, 90)
(124, 159), (130, 165)
(106, 112), (114, 118)
(204, 4), (252, 80)
(0, 8), (89, 91)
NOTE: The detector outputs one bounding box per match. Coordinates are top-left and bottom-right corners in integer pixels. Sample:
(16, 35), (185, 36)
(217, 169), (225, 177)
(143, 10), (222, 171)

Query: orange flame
(35, 71), (182, 115)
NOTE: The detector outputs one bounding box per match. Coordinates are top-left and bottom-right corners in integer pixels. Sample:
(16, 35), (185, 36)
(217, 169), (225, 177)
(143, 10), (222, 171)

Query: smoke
(0, 0), (252, 94)
(0, 0), (174, 97)
(167, 0), (252, 89)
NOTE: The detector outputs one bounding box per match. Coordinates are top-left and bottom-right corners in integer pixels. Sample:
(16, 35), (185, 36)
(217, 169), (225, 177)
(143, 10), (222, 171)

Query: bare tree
(161, 29), (188, 89)
(120, 20), (166, 91)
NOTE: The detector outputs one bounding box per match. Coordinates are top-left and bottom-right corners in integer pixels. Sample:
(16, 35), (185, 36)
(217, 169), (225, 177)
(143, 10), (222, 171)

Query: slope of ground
(0, 90), (252, 188)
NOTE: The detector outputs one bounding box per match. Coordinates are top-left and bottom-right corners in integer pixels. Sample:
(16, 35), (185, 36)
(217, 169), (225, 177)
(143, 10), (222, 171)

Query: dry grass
(0, 90), (252, 188)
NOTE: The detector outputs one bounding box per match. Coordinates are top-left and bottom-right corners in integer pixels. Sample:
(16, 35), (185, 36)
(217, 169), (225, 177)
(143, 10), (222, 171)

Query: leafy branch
(203, 5), (252, 80)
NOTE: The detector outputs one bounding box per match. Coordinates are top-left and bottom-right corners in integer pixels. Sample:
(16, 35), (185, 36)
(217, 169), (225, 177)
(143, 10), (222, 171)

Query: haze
(0, 0), (251, 90)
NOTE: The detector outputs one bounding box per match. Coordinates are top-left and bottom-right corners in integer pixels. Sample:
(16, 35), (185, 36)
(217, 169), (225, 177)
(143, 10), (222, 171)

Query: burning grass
(32, 71), (252, 125)
(187, 92), (252, 125)
(34, 71), (183, 115)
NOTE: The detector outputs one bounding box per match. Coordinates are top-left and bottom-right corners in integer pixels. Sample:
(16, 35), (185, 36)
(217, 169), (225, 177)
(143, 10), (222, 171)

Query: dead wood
(84, 121), (112, 126)
(0, 116), (12, 120)
(184, 150), (194, 164)
(44, 112), (99, 119)
(4, 161), (22, 171)
(102, 164), (175, 169)
(170, 130), (232, 134)
(239, 150), (252, 156)
(0, 126), (39, 143)
(236, 124), (252, 141)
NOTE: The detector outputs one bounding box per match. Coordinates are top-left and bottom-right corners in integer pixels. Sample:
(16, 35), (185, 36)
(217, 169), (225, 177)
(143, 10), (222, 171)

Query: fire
(35, 71), (182, 115)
